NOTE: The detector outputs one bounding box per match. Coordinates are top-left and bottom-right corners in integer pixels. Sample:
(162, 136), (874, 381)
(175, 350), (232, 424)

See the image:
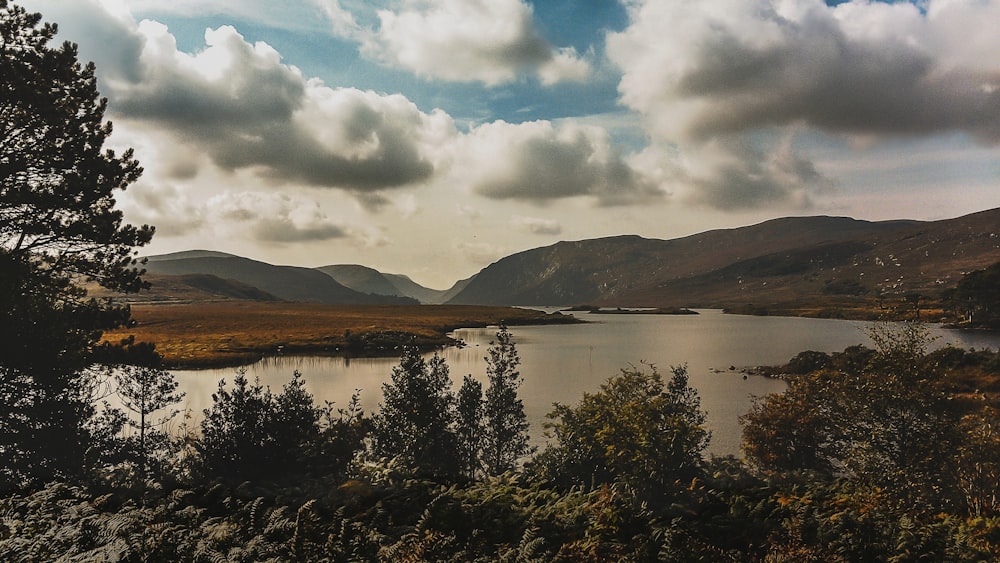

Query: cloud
(43, 3), (451, 197)
(512, 216), (562, 236)
(118, 184), (206, 237)
(606, 0), (1000, 210)
(206, 192), (349, 243)
(357, 0), (591, 86)
(457, 119), (663, 206)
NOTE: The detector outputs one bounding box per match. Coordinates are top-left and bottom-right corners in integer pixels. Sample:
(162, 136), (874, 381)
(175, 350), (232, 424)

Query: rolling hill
(317, 265), (473, 304)
(143, 254), (416, 305)
(445, 209), (1000, 312)
(132, 207), (1000, 315)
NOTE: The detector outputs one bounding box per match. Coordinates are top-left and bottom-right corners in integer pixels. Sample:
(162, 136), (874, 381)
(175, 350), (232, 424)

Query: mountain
(144, 254), (416, 305)
(87, 272), (281, 304)
(446, 209), (1000, 309)
(316, 265), (403, 297)
(437, 275), (476, 304)
(317, 265), (471, 304)
(383, 273), (456, 304)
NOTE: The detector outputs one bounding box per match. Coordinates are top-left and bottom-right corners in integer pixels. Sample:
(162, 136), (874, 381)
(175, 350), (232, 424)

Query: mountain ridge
(137, 207), (1000, 313)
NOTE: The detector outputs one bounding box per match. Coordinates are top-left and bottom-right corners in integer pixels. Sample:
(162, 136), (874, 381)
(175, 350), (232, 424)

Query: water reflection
(172, 310), (1000, 456)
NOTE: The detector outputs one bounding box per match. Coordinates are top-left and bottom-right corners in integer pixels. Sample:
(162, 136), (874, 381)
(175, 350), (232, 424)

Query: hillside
(87, 272), (281, 304)
(143, 255), (416, 305)
(316, 264), (404, 298)
(620, 208), (1000, 312)
(446, 209), (1000, 313)
(446, 215), (917, 306)
(131, 208), (1000, 314)
(317, 265), (471, 304)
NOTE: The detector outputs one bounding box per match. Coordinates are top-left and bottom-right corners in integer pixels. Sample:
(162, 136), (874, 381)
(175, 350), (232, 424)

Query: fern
(516, 524), (548, 562)
(292, 498), (317, 561)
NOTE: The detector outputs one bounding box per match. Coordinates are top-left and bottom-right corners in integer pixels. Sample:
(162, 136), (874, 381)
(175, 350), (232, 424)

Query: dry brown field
(103, 302), (576, 368)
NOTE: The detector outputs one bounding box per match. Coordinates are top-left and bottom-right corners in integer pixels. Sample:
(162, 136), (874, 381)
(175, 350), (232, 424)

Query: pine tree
(114, 364), (184, 481)
(0, 1), (153, 490)
(456, 375), (484, 480)
(482, 325), (533, 476)
(371, 347), (460, 479)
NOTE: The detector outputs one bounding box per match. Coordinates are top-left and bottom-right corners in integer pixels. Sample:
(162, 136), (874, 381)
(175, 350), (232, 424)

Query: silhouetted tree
(371, 347), (460, 479)
(482, 325), (533, 475)
(456, 375), (484, 480)
(197, 370), (342, 482)
(114, 364), (184, 481)
(0, 1), (153, 490)
(950, 262), (1000, 326)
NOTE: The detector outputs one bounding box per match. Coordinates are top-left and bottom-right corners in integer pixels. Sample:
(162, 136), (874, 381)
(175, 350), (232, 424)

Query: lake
(171, 310), (1000, 456)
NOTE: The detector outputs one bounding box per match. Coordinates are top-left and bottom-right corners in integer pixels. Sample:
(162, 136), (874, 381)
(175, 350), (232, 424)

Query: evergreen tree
(482, 325), (532, 476)
(114, 364), (184, 481)
(197, 370), (275, 481)
(456, 375), (484, 480)
(0, 1), (153, 491)
(371, 347), (460, 479)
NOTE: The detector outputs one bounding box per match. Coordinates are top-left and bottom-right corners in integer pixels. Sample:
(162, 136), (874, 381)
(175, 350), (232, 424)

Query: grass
(103, 302), (578, 368)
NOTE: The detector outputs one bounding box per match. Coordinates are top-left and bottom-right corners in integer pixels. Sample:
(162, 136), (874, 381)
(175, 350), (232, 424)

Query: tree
(743, 321), (964, 513)
(0, 1), (153, 490)
(456, 375), (484, 480)
(371, 347), (460, 479)
(197, 369), (365, 482)
(482, 325), (532, 475)
(535, 365), (709, 497)
(197, 370), (275, 481)
(949, 261), (1000, 327)
(114, 364), (184, 481)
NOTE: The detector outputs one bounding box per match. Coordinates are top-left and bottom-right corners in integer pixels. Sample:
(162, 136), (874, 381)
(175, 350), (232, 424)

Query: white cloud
(456, 119), (663, 206)
(512, 216), (562, 236)
(205, 192), (349, 243)
(606, 0), (1000, 210)
(360, 0), (591, 86)
(30, 2), (452, 197)
(118, 184), (206, 237)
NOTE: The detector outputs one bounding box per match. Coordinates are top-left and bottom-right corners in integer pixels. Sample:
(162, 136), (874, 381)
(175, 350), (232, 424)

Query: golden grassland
(103, 302), (578, 368)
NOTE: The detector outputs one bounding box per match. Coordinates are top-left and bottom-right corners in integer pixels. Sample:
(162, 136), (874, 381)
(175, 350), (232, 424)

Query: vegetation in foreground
(4, 323), (1000, 561)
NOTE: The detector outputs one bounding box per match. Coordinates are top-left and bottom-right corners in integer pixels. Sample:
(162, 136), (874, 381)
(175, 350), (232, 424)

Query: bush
(534, 365), (709, 497)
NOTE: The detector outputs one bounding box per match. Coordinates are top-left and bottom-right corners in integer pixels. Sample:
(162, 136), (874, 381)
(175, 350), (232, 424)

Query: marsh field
(103, 302), (577, 368)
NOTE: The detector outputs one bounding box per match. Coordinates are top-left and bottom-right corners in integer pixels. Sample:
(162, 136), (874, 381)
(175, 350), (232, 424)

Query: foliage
(0, 0), (152, 492)
(482, 324), (533, 476)
(744, 321), (1000, 518)
(197, 370), (362, 483)
(113, 364), (185, 482)
(535, 365), (709, 498)
(456, 375), (484, 480)
(371, 347), (461, 480)
(947, 261), (1000, 327)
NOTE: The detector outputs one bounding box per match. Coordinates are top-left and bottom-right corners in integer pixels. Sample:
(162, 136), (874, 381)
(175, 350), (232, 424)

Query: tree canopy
(0, 0), (152, 491)
(535, 364), (709, 497)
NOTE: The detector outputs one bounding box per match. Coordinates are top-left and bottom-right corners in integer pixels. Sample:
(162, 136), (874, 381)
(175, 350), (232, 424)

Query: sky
(17, 0), (1000, 289)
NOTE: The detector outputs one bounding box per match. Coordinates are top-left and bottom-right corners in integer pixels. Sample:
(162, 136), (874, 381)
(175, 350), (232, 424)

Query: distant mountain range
(134, 208), (1000, 311)
(143, 252), (417, 305)
(314, 265), (472, 304)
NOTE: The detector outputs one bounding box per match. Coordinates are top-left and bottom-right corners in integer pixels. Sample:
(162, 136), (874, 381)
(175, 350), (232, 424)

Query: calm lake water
(171, 310), (1000, 456)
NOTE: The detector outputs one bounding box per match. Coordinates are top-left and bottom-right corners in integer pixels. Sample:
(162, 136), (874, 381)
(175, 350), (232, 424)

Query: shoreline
(103, 302), (581, 370)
